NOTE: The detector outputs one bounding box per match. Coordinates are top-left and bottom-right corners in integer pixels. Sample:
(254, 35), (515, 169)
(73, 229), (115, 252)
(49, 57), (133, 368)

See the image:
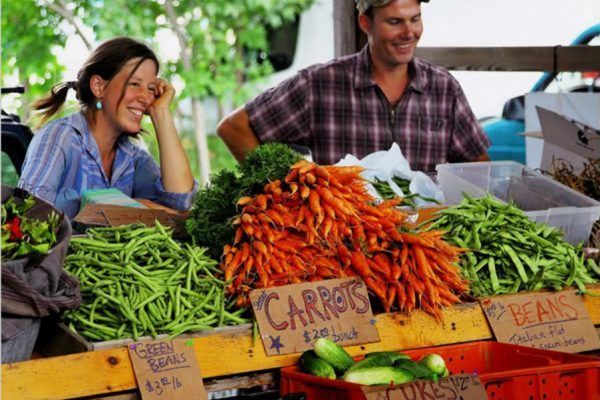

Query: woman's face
(100, 57), (157, 134)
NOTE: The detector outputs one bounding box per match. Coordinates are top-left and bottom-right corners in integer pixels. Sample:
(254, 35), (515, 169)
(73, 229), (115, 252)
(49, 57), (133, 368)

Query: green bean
(428, 194), (599, 297)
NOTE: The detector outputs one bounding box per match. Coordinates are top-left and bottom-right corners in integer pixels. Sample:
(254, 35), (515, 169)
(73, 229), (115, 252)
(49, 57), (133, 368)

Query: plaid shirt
(18, 112), (197, 218)
(246, 45), (490, 172)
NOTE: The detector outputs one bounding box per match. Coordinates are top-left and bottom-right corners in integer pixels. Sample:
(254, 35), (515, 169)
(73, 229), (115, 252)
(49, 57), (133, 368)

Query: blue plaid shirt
(18, 112), (197, 218)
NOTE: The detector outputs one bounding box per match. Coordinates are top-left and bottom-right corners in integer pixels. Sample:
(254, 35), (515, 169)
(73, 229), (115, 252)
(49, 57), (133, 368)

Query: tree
(1, 0), (67, 118)
(2, 0), (315, 183)
(81, 0), (314, 184)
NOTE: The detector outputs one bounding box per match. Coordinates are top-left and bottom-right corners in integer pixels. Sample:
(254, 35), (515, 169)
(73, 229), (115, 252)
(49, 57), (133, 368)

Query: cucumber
(395, 359), (438, 381)
(419, 353), (447, 376)
(299, 350), (336, 379)
(313, 338), (355, 373)
(343, 366), (415, 386)
(365, 351), (411, 363)
(344, 354), (392, 375)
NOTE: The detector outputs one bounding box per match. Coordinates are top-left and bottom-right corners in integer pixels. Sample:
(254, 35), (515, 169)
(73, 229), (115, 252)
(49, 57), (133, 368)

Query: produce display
(187, 143), (303, 259)
(427, 194), (600, 297)
(63, 222), (248, 341)
(299, 338), (448, 385)
(221, 159), (468, 319)
(1, 195), (60, 261)
(371, 176), (441, 208)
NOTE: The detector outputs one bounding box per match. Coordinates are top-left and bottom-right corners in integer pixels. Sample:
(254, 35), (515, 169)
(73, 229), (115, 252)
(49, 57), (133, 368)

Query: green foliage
(1, 195), (61, 261)
(77, 0), (315, 105)
(238, 142), (303, 194)
(186, 143), (302, 257)
(186, 169), (240, 259)
(1, 0), (67, 114)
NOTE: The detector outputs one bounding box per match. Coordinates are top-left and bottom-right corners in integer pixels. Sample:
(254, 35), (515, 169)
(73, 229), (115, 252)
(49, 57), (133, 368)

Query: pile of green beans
(63, 222), (249, 342)
(427, 194), (600, 297)
(372, 177), (440, 209)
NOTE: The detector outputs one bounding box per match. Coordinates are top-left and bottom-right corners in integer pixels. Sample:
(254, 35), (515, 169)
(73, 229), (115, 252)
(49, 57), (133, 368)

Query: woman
(18, 37), (196, 218)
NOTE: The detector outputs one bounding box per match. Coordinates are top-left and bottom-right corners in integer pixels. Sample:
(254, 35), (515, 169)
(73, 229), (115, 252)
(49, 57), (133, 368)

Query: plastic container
(435, 161), (600, 245)
(280, 341), (600, 400)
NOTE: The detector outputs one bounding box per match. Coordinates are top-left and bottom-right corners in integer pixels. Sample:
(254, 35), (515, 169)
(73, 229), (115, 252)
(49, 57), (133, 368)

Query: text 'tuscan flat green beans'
(426, 194), (599, 297)
(63, 222), (249, 341)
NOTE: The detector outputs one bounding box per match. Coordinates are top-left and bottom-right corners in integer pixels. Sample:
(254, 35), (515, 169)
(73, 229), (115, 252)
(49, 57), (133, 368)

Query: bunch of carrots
(220, 160), (468, 319)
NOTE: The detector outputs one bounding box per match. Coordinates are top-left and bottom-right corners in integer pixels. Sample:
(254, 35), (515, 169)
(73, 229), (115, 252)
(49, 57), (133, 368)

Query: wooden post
(333, 0), (357, 57)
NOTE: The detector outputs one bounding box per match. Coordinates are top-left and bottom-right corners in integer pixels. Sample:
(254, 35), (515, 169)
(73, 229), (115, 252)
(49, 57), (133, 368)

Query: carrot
(398, 233), (435, 248)
(237, 196), (253, 206)
(350, 251), (372, 277)
(299, 162), (316, 175)
(373, 254), (393, 282)
(308, 190), (323, 223)
(413, 245), (433, 279)
(256, 194), (268, 210)
(299, 185), (310, 200)
(285, 167), (300, 183)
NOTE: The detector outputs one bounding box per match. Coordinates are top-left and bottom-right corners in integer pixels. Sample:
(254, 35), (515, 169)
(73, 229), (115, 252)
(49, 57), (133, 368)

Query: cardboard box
(73, 202), (189, 238)
(523, 92), (600, 170)
(523, 106), (599, 173)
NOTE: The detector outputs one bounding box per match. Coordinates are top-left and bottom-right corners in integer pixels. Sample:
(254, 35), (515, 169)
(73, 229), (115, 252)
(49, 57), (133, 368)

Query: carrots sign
(250, 277), (380, 356)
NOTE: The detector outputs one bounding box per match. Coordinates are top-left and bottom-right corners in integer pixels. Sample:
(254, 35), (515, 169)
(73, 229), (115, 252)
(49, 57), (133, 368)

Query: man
(217, 0), (490, 172)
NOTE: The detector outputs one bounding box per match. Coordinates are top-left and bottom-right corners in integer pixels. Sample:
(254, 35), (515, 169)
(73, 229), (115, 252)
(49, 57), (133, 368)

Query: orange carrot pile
(220, 160), (468, 319)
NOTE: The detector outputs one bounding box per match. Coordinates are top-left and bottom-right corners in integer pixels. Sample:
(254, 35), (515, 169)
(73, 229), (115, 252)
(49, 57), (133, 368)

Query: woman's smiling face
(101, 57), (158, 134)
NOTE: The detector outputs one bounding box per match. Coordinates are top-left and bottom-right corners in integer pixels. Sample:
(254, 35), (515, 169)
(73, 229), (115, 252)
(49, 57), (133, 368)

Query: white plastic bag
(335, 143), (445, 205)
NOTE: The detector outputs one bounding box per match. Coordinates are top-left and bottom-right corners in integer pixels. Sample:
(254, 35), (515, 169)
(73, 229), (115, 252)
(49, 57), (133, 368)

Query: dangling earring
(95, 98), (103, 110)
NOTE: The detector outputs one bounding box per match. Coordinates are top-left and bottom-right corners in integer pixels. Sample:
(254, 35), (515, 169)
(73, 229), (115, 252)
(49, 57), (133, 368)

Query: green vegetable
(395, 358), (438, 380)
(441, 367), (450, 378)
(427, 194), (599, 297)
(364, 351), (410, 363)
(313, 338), (355, 373)
(343, 366), (415, 386)
(63, 222), (250, 341)
(345, 354), (392, 375)
(371, 176), (441, 209)
(299, 350), (336, 379)
(1, 195), (61, 261)
(186, 143), (303, 258)
(238, 142), (303, 193)
(186, 169), (239, 259)
(419, 353), (447, 376)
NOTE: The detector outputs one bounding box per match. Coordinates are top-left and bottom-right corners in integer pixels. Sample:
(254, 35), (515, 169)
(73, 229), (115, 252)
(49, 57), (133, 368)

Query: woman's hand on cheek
(147, 78), (175, 114)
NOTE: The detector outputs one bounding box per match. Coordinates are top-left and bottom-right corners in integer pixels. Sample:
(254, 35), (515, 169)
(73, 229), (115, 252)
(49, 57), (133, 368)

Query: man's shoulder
(298, 52), (359, 78)
(413, 58), (455, 78)
(412, 57), (462, 91)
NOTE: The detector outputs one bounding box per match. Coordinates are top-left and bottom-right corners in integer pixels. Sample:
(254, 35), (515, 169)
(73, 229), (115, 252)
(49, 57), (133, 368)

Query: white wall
(418, 0), (600, 118)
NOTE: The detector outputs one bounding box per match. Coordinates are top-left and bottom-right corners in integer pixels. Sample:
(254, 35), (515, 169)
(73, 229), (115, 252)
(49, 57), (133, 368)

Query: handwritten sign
(480, 289), (600, 353)
(361, 374), (488, 400)
(250, 277), (380, 356)
(127, 339), (207, 400)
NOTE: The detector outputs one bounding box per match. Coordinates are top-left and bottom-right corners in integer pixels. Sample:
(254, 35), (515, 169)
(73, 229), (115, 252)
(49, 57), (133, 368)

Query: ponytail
(31, 81), (77, 126)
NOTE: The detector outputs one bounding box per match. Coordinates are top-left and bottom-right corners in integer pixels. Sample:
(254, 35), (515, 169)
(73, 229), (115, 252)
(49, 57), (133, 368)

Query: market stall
(2, 142), (600, 400)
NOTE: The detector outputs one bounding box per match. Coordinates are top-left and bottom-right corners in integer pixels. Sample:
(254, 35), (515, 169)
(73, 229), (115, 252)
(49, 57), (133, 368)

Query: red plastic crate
(280, 341), (600, 400)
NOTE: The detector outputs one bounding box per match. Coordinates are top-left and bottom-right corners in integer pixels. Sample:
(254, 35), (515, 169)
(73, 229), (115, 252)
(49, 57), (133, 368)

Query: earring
(95, 98), (103, 110)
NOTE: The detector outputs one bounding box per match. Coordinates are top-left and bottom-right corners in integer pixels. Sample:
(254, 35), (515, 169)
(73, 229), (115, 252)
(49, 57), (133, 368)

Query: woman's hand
(147, 78), (175, 114)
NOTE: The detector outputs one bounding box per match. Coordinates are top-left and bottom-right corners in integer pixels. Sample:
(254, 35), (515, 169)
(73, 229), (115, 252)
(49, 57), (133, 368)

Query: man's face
(360, 0), (423, 68)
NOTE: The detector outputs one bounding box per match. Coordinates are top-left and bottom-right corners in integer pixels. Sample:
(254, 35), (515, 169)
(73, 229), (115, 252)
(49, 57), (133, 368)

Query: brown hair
(32, 37), (159, 125)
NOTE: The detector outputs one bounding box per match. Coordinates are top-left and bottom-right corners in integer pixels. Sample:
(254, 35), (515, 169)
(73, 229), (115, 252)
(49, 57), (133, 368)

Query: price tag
(361, 374), (488, 400)
(480, 289), (600, 353)
(128, 339), (207, 400)
(249, 277), (380, 356)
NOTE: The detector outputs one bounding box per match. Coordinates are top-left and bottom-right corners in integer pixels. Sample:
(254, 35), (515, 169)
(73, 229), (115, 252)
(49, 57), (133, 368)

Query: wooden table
(4, 285), (600, 400)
